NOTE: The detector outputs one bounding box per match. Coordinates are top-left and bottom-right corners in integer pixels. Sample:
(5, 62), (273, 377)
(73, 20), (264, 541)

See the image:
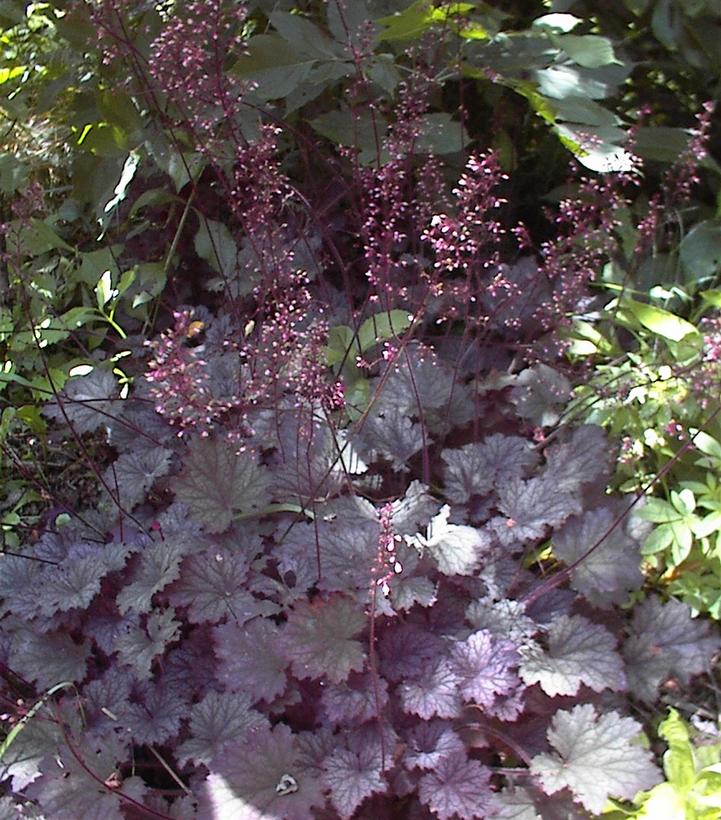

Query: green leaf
(98, 150), (140, 237)
(532, 13), (582, 32)
(376, 0), (437, 41)
(622, 299), (700, 342)
(76, 247), (123, 287)
(690, 430), (721, 461)
(700, 289), (721, 308)
(680, 220), (721, 281)
(415, 112), (470, 155)
(641, 525), (674, 555)
(556, 34), (619, 68)
(194, 218), (238, 276)
(639, 498), (678, 524)
(233, 34), (316, 100)
(325, 325), (359, 366)
(18, 219), (73, 255)
(633, 126), (693, 163)
(0, 66), (25, 85)
(670, 523), (693, 566)
(659, 709), (696, 792)
(95, 269), (113, 309)
(357, 310), (412, 353)
(693, 511), (721, 539)
(671, 489), (696, 516)
(270, 11), (341, 59)
(327, 0), (375, 46)
(310, 109), (388, 164)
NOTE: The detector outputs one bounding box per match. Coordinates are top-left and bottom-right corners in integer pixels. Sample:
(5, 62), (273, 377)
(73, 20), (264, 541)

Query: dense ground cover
(1, 1), (721, 817)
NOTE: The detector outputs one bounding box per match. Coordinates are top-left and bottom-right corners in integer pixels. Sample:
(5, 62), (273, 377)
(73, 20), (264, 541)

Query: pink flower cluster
(244, 271), (345, 415)
(691, 314), (721, 408)
(422, 152), (509, 325)
(145, 310), (239, 436)
(147, 0), (249, 145)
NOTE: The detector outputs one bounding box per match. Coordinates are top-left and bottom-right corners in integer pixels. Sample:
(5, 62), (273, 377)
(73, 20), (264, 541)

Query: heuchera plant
(3, 342), (720, 818)
(1, 1), (720, 819)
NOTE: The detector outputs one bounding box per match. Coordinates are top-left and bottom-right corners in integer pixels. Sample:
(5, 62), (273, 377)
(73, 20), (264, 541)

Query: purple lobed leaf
(321, 673), (389, 726)
(103, 446), (173, 511)
(167, 546), (271, 624)
(171, 437), (271, 533)
(530, 704), (661, 813)
(379, 623), (446, 683)
(553, 505), (644, 607)
(114, 608), (181, 679)
(623, 596), (721, 702)
(399, 659), (463, 720)
(417, 752), (493, 820)
(213, 617), (288, 702)
(177, 690), (268, 766)
(197, 724), (325, 820)
(491, 477), (582, 546)
(520, 614), (625, 697)
(449, 628), (520, 707)
(282, 594), (366, 683)
(322, 745), (386, 820)
(402, 721), (465, 772)
(442, 434), (538, 504)
(406, 505), (489, 575)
